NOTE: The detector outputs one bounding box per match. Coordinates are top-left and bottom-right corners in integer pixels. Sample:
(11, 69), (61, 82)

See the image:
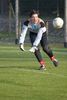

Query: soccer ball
(53, 17), (64, 29)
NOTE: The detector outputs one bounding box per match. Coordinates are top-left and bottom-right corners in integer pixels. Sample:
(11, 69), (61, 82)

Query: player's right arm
(19, 20), (29, 51)
(19, 20), (29, 44)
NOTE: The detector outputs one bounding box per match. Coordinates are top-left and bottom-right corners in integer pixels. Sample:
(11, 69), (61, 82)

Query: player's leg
(41, 33), (58, 67)
(29, 32), (46, 70)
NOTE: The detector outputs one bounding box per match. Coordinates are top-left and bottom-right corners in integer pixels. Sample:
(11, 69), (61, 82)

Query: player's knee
(42, 46), (50, 53)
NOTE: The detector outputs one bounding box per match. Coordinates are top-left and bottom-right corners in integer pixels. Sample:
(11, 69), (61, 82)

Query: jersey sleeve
(40, 21), (45, 27)
(24, 20), (29, 26)
(19, 20), (29, 44)
(33, 22), (46, 46)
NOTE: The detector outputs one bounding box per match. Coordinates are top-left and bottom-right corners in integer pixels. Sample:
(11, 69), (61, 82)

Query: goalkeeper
(19, 10), (58, 70)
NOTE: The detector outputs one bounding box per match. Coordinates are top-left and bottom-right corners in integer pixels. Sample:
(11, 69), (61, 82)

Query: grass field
(0, 44), (67, 100)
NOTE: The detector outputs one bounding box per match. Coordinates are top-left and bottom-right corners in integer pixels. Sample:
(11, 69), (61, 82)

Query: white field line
(16, 68), (67, 78)
(0, 66), (67, 78)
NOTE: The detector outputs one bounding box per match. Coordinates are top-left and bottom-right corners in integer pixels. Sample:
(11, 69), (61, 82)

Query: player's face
(31, 14), (39, 23)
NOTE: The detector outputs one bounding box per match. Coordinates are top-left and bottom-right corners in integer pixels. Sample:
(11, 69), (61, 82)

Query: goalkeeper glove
(20, 44), (25, 51)
(29, 46), (38, 53)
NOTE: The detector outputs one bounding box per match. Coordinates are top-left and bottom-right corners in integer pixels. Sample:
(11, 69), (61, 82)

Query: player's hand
(20, 44), (25, 51)
(29, 46), (38, 53)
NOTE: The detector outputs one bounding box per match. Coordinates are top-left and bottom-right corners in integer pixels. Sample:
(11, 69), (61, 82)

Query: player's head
(29, 10), (39, 23)
(29, 10), (39, 17)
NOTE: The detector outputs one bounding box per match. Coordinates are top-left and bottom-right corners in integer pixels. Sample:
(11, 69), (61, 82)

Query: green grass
(0, 44), (67, 100)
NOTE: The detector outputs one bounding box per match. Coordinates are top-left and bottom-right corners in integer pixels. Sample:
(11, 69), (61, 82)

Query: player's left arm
(33, 21), (46, 47)
(29, 21), (46, 53)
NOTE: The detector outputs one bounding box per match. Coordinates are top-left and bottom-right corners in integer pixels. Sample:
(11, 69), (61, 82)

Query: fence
(0, 16), (64, 44)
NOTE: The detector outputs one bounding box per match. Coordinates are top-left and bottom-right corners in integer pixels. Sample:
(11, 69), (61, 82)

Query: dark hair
(29, 10), (39, 17)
